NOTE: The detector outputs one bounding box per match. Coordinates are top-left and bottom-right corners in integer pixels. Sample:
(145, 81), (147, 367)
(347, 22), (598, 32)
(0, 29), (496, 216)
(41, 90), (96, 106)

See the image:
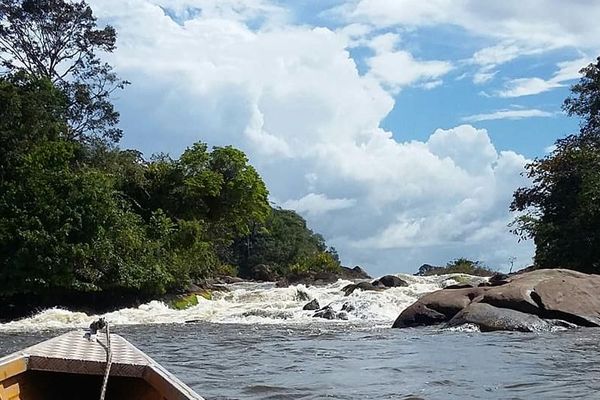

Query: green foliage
(287, 252), (342, 275)
(511, 57), (600, 273)
(416, 258), (495, 277)
(0, 1), (341, 306)
(168, 294), (200, 310)
(0, 0), (128, 143)
(232, 208), (341, 278)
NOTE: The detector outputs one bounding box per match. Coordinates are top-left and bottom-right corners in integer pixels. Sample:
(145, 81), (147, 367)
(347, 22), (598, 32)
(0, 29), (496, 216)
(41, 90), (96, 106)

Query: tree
(232, 208), (341, 277)
(511, 57), (600, 272)
(0, 0), (128, 143)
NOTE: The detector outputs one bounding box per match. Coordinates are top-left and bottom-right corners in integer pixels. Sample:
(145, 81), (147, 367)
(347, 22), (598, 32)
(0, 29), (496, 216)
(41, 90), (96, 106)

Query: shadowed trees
(511, 57), (600, 273)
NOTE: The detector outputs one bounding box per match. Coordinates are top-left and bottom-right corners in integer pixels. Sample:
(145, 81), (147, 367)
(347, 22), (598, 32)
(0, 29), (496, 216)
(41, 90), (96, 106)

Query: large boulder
(392, 269), (600, 331)
(392, 286), (482, 328)
(447, 303), (551, 332)
(372, 275), (408, 288)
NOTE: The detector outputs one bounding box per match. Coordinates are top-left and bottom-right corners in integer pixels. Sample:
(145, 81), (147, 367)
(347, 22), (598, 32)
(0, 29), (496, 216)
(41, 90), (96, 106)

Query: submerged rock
(303, 299), (320, 310)
(341, 302), (355, 313)
(392, 268), (600, 332)
(313, 306), (337, 320)
(312, 305), (349, 320)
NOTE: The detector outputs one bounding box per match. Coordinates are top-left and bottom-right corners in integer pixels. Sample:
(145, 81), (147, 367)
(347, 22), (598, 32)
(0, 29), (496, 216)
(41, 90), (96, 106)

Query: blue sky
(88, 0), (600, 275)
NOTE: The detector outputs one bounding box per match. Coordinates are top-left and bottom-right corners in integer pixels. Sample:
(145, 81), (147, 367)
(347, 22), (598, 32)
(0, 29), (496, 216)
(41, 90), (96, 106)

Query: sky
(87, 0), (600, 275)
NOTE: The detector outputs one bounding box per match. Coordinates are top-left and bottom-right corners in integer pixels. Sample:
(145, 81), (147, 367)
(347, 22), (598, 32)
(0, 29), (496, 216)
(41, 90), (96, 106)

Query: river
(1, 275), (599, 399)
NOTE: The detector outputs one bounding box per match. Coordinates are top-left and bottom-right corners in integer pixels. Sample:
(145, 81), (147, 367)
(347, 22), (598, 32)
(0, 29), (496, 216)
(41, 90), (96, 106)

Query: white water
(0, 274), (486, 332)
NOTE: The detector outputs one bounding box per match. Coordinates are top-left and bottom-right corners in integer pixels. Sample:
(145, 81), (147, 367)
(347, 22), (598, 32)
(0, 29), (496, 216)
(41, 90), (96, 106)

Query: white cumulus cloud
(462, 108), (554, 122)
(89, 0), (535, 274)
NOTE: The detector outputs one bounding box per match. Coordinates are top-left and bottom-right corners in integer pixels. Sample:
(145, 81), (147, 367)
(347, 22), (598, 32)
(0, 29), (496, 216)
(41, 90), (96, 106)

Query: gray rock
(342, 281), (381, 296)
(447, 303), (551, 332)
(372, 275), (408, 288)
(303, 299), (320, 310)
(313, 306), (337, 320)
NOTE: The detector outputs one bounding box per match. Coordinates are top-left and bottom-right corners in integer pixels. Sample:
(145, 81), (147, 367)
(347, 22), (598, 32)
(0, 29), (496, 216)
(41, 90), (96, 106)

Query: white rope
(99, 322), (112, 400)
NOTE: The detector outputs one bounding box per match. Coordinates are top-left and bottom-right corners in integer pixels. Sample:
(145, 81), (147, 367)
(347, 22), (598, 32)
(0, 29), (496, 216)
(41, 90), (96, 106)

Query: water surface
(2, 323), (600, 399)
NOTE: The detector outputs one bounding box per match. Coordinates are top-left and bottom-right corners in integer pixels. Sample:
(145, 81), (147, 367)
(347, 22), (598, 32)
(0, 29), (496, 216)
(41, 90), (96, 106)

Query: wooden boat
(0, 330), (205, 400)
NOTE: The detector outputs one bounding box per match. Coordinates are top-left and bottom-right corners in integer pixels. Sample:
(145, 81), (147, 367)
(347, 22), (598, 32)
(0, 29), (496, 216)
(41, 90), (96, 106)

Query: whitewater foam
(0, 274), (480, 332)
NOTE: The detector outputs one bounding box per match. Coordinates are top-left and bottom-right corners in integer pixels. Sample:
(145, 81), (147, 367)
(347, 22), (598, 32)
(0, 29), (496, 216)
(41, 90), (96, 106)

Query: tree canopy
(0, 0), (128, 143)
(511, 56), (600, 273)
(0, 0), (341, 304)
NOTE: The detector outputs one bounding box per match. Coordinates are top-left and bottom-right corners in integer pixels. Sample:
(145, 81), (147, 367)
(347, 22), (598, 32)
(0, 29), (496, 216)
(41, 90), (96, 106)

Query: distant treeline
(415, 259), (495, 277)
(0, 0), (339, 300)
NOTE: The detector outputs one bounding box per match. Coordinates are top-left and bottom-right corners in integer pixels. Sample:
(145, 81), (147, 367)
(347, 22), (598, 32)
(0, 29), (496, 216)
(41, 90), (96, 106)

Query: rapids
(0, 274), (477, 331)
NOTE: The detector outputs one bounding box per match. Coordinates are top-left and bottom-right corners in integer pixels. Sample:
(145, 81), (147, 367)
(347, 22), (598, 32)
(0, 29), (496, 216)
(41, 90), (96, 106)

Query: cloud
(366, 50), (452, 93)
(89, 0), (534, 274)
(472, 70), (496, 85)
(462, 108), (554, 122)
(342, 0), (600, 50)
(497, 57), (591, 97)
(281, 193), (356, 216)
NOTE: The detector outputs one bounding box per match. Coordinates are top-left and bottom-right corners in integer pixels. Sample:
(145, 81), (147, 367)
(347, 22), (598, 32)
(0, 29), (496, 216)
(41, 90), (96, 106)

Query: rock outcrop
(372, 275), (408, 288)
(392, 269), (600, 331)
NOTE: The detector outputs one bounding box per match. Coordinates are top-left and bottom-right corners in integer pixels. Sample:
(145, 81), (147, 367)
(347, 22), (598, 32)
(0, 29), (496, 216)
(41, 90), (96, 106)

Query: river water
(1, 275), (599, 399)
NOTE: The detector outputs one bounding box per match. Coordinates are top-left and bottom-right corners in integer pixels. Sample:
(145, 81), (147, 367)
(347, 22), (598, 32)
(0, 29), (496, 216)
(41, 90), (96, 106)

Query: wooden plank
(143, 366), (203, 400)
(0, 357), (27, 382)
(0, 381), (21, 400)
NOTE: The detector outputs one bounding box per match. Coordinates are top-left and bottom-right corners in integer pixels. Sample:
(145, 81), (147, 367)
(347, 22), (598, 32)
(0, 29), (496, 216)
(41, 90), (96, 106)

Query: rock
(250, 264), (278, 282)
(342, 281), (381, 296)
(340, 266), (372, 280)
(220, 276), (245, 284)
(392, 302), (447, 328)
(444, 284), (475, 289)
(313, 306), (337, 320)
(303, 299), (320, 310)
(488, 272), (510, 286)
(447, 303), (550, 332)
(392, 268), (600, 331)
(312, 305), (349, 320)
(372, 275), (408, 288)
(341, 302), (355, 312)
(274, 266), (372, 288)
(295, 289), (311, 302)
(531, 271), (600, 326)
(415, 264), (437, 276)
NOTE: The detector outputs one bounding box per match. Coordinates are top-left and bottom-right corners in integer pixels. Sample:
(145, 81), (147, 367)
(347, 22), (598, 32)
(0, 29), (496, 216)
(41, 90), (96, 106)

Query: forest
(0, 0), (340, 303)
